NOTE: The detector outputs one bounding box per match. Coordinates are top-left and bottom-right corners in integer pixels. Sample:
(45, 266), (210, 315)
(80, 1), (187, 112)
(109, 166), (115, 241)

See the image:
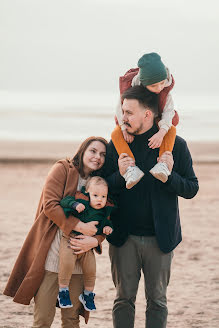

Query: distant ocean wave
(0, 91), (218, 142)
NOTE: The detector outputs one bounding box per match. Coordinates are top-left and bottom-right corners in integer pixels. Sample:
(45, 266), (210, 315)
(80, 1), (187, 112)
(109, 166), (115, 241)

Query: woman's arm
(43, 162), (98, 236)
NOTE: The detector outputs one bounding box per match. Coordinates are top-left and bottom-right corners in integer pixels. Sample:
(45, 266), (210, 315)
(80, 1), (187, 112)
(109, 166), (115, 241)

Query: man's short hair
(122, 85), (158, 117)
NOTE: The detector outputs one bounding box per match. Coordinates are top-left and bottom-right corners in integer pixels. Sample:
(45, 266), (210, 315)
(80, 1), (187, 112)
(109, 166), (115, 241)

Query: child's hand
(76, 203), (85, 213)
(103, 226), (113, 235)
(122, 129), (134, 143)
(148, 129), (167, 149)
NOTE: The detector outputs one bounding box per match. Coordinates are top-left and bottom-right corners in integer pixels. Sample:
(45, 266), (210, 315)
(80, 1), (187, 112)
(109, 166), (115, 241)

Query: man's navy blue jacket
(103, 125), (199, 253)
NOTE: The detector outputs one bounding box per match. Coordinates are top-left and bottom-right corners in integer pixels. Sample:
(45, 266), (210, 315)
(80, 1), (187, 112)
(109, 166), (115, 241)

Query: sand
(0, 149), (219, 327)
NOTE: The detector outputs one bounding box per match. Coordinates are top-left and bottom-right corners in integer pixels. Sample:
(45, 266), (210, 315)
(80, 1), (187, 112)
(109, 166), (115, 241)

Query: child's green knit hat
(138, 52), (167, 86)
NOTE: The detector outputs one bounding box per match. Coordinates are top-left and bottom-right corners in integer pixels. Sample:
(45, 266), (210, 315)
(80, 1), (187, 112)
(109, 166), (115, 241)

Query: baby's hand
(76, 203), (85, 213)
(148, 129), (166, 149)
(103, 226), (113, 235)
(122, 129), (134, 143)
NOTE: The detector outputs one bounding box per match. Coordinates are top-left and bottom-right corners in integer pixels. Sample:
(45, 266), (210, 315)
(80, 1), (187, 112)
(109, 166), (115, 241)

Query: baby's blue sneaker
(79, 292), (96, 311)
(58, 288), (73, 308)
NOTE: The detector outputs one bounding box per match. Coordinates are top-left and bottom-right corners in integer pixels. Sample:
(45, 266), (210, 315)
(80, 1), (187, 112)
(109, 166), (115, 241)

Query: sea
(0, 91), (219, 143)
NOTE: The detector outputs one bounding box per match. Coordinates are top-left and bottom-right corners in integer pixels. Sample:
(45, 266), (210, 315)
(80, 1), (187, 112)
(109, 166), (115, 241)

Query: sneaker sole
(126, 173), (145, 189)
(57, 295), (73, 308)
(79, 294), (96, 312)
(149, 170), (168, 183)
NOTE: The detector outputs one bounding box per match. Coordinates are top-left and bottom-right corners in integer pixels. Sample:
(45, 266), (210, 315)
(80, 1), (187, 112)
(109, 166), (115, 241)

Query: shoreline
(1, 140), (219, 163)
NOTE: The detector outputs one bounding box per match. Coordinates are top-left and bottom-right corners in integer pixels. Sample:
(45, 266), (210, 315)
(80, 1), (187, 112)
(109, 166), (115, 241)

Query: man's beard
(126, 122), (144, 136)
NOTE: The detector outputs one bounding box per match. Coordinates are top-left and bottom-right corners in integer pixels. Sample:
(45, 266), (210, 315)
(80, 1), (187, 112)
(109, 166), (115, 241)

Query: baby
(58, 176), (114, 311)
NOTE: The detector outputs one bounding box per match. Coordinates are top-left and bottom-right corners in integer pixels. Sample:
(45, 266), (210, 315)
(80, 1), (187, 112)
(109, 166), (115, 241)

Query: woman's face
(83, 141), (106, 177)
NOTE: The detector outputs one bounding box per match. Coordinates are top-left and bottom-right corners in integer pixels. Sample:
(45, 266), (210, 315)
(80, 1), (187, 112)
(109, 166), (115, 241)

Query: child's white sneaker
(123, 165), (144, 189)
(150, 162), (170, 183)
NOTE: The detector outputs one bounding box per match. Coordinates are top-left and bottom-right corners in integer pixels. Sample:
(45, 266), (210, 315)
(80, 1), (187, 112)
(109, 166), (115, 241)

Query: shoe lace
(84, 293), (95, 304)
(128, 166), (136, 173)
(60, 290), (69, 300)
(125, 166), (136, 180)
(85, 292), (94, 299)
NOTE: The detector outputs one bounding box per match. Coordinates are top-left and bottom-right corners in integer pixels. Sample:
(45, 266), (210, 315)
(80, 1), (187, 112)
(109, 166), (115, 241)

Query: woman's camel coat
(4, 159), (104, 322)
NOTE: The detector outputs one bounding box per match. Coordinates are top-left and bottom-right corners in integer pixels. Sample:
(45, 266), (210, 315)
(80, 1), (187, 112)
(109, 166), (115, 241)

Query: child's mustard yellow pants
(111, 125), (176, 160)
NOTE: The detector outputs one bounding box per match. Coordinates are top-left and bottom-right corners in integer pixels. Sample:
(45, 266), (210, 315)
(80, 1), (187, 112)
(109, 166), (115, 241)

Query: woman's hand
(69, 235), (98, 254)
(77, 221), (98, 236)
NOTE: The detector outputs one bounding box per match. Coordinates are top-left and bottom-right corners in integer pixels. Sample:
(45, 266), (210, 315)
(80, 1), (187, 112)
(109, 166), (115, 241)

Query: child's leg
(58, 233), (78, 308)
(78, 250), (96, 291)
(78, 250), (97, 312)
(111, 126), (144, 189)
(159, 126), (176, 157)
(150, 126), (176, 183)
(59, 233), (77, 287)
(111, 125), (135, 159)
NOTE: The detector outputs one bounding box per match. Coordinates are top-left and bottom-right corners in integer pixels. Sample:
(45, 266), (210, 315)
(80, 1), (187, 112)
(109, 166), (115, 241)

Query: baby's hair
(85, 176), (108, 191)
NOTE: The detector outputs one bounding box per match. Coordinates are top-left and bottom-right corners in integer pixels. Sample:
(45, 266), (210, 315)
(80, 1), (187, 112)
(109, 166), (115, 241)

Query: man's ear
(145, 109), (151, 118)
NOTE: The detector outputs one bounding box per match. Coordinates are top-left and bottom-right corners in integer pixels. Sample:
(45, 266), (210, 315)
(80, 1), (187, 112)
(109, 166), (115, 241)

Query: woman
(3, 136), (108, 328)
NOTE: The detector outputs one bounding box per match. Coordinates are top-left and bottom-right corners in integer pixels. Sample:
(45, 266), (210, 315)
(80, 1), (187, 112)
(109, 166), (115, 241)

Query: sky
(0, 0), (219, 95)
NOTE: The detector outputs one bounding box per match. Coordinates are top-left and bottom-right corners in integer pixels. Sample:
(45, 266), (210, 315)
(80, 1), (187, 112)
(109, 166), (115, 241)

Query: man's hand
(76, 203), (85, 213)
(103, 226), (113, 235)
(148, 128), (167, 149)
(118, 153), (135, 176)
(122, 129), (134, 143)
(158, 151), (174, 173)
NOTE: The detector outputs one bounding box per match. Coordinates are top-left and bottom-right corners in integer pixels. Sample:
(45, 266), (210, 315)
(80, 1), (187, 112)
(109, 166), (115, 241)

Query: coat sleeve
(43, 162), (80, 235)
(60, 196), (79, 209)
(164, 138), (199, 199)
(158, 93), (175, 131)
(115, 96), (126, 130)
(103, 218), (113, 229)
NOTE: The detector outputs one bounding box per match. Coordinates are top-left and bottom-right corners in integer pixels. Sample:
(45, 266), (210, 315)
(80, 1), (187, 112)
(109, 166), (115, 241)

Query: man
(104, 85), (199, 328)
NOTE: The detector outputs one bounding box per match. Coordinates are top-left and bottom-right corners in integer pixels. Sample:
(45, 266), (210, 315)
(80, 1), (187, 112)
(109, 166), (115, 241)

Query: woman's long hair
(72, 136), (108, 177)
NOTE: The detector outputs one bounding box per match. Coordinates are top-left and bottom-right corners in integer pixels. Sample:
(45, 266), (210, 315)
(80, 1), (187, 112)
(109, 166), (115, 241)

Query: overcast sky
(0, 0), (219, 95)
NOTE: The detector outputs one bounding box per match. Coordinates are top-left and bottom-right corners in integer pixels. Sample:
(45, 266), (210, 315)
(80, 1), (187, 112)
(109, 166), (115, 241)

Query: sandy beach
(0, 143), (219, 328)
(1, 0), (219, 326)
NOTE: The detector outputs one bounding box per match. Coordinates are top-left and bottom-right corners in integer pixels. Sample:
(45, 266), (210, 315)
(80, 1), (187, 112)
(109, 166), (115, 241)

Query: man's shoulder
(173, 135), (191, 161)
(107, 140), (118, 156)
(174, 135), (188, 149)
